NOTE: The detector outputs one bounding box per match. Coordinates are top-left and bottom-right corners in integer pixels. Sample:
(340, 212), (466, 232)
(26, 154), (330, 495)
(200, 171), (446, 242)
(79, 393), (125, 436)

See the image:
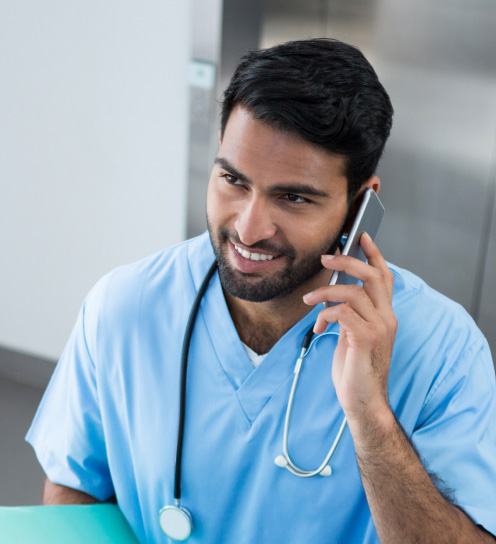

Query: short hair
(221, 39), (393, 201)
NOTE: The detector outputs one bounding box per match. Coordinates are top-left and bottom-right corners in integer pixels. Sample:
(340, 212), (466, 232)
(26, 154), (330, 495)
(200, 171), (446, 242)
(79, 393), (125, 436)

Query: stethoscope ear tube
(175, 260), (218, 500)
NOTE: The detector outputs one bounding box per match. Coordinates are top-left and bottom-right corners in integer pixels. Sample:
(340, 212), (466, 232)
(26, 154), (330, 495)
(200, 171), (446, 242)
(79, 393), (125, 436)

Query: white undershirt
(241, 342), (268, 368)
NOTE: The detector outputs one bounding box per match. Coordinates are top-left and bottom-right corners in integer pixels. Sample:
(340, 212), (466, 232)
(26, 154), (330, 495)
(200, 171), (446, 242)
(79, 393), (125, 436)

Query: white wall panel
(0, 1), (191, 360)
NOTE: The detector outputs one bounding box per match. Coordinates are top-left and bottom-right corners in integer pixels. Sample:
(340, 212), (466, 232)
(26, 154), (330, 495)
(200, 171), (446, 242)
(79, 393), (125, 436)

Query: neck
(224, 268), (332, 355)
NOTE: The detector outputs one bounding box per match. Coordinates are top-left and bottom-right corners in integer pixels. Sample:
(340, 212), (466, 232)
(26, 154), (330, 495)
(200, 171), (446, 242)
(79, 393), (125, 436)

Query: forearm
(42, 478), (99, 505)
(311, 243), (494, 541)
(348, 409), (495, 543)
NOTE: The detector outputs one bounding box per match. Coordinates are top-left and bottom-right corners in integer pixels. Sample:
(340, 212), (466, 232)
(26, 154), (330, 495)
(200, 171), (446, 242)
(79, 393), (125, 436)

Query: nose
(234, 195), (277, 247)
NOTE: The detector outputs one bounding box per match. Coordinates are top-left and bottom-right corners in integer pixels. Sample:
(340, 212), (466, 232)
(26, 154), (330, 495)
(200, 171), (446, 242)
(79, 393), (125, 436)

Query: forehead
(219, 106), (347, 191)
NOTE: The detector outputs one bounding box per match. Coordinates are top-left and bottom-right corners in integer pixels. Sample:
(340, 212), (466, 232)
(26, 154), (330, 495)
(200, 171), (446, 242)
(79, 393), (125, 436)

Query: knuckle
(336, 302), (352, 317)
(372, 268), (384, 280)
(365, 323), (380, 344)
(350, 284), (363, 298)
(389, 313), (398, 332)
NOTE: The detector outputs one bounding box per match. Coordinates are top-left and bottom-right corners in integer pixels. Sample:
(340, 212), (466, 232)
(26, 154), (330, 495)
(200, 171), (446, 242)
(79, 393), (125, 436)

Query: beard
(207, 221), (343, 303)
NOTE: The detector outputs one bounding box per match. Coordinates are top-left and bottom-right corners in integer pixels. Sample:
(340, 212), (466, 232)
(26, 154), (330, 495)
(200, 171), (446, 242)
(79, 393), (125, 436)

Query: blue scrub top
(27, 232), (496, 543)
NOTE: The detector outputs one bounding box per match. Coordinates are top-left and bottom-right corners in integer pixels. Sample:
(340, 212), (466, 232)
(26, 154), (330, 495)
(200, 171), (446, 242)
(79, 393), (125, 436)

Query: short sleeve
(412, 337), (496, 536)
(26, 299), (114, 502)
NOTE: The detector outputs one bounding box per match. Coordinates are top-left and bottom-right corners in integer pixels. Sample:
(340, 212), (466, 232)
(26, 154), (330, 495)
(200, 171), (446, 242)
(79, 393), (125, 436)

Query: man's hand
(302, 234), (496, 542)
(303, 232), (397, 422)
(42, 478), (99, 505)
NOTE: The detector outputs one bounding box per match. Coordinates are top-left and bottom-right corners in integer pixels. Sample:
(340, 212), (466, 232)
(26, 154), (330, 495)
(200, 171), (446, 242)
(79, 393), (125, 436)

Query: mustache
(219, 227), (296, 259)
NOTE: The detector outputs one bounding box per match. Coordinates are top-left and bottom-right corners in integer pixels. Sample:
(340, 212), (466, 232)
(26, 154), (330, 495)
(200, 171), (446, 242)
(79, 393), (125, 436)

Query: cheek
(206, 180), (233, 228)
(206, 179), (220, 220)
(293, 208), (347, 251)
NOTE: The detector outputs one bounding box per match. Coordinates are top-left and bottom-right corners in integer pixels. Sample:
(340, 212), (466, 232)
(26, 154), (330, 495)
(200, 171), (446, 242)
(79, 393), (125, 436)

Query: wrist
(345, 401), (396, 436)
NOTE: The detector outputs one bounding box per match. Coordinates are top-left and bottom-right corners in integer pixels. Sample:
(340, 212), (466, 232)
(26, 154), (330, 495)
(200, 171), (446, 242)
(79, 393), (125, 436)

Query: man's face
(207, 105), (350, 303)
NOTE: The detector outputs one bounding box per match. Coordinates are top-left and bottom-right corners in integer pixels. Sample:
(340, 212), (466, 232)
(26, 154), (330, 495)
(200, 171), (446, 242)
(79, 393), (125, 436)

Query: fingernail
(321, 255), (335, 261)
(303, 292), (313, 302)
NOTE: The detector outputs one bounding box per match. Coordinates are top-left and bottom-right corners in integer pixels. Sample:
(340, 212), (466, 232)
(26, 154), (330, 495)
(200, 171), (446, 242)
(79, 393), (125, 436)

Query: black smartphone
(327, 188), (385, 291)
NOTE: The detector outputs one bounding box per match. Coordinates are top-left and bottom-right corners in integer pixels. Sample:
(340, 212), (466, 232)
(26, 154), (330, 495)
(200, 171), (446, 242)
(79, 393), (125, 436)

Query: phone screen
(328, 188), (385, 288)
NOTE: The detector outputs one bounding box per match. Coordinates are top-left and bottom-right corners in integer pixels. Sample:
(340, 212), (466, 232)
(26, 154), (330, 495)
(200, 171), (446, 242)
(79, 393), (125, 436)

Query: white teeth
(234, 244), (275, 262)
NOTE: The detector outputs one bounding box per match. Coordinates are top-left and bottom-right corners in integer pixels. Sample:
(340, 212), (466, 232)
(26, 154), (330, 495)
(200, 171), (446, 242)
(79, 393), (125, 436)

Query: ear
(359, 175), (380, 195)
(342, 176), (381, 234)
(352, 175), (381, 207)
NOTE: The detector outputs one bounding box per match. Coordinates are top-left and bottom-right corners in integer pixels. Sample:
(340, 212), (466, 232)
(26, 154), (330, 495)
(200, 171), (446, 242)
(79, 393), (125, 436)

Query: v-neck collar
(203, 274), (322, 424)
(187, 233), (326, 425)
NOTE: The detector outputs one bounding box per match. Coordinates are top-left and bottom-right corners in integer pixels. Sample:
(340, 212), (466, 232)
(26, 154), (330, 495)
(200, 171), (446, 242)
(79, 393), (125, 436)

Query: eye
(221, 173), (241, 185)
(283, 193), (309, 204)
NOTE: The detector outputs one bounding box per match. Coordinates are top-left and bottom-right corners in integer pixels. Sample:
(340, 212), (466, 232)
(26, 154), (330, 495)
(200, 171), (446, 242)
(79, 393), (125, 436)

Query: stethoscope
(158, 260), (347, 541)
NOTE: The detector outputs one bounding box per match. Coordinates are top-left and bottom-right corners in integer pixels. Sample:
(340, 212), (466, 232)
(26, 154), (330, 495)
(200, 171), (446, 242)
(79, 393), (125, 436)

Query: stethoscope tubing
(164, 259), (347, 540)
(174, 260), (218, 501)
(280, 328), (347, 477)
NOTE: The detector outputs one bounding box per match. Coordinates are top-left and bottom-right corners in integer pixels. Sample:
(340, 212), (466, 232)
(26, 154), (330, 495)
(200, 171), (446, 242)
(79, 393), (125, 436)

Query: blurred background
(1, 0), (495, 505)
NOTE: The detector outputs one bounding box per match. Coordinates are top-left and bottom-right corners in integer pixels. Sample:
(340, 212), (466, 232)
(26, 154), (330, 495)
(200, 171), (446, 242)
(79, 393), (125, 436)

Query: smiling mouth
(233, 243), (277, 261)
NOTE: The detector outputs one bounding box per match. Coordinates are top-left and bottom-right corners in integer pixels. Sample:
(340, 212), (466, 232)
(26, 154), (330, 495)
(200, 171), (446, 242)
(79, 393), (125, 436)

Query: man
(27, 39), (496, 542)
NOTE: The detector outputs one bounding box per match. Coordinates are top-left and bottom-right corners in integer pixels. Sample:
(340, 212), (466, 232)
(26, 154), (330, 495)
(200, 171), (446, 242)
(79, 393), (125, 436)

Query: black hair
(221, 38), (393, 201)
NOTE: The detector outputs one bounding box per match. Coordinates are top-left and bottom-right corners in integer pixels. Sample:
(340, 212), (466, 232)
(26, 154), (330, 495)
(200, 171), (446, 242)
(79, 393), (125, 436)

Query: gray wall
(186, 0), (496, 356)
(258, 0), (496, 357)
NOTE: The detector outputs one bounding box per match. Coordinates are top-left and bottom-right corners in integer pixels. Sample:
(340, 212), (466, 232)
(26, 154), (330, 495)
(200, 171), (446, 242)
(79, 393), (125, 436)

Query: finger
(313, 302), (361, 335)
(303, 283), (377, 323)
(313, 303), (379, 350)
(360, 233), (395, 301)
(321, 252), (391, 312)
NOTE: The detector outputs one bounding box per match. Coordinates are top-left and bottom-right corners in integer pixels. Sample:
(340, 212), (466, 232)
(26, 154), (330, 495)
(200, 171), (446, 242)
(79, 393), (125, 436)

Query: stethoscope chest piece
(159, 505), (193, 541)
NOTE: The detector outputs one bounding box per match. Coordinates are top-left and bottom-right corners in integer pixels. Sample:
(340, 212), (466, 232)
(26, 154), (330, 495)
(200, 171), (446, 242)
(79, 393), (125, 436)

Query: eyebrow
(214, 157), (330, 198)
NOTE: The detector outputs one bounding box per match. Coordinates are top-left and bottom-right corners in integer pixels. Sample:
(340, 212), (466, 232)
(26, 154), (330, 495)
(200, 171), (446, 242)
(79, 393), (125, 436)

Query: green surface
(0, 504), (139, 543)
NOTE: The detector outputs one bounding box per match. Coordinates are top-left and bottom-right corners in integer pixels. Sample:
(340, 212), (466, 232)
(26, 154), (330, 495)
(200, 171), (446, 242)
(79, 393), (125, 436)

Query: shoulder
(82, 232), (214, 334)
(389, 262), (485, 349)
(388, 263), (493, 410)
